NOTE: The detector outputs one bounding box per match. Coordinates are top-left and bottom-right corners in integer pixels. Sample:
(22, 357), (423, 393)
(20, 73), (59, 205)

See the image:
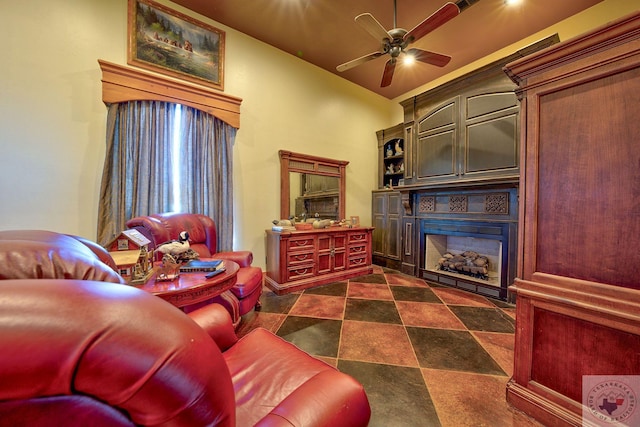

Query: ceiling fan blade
(404, 2), (460, 44)
(381, 59), (396, 87)
(406, 48), (452, 67)
(336, 51), (385, 72)
(355, 13), (391, 42)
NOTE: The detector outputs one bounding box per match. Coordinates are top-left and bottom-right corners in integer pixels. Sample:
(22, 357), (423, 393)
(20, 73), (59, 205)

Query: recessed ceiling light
(504, 0), (522, 5)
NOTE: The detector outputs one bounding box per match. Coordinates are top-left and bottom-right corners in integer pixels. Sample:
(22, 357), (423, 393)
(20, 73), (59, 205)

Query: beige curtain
(97, 101), (236, 251)
(179, 106), (235, 251)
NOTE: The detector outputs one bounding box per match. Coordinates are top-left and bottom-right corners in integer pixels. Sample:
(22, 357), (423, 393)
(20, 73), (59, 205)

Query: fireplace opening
(425, 235), (502, 287)
(420, 219), (514, 300)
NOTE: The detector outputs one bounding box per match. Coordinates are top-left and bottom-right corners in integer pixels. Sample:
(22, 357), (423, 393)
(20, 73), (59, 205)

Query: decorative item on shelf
(272, 219), (296, 232)
(106, 229), (154, 285)
(386, 163), (395, 174)
(156, 254), (181, 281)
(398, 178), (405, 186)
(312, 219), (331, 229)
(395, 140), (403, 154)
(398, 161), (404, 172)
(294, 223), (313, 230)
(386, 145), (394, 157)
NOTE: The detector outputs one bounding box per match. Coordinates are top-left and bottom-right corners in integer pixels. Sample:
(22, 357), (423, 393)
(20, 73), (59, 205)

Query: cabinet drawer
(287, 237), (315, 252)
(287, 264), (315, 281)
(288, 251), (314, 265)
(348, 232), (369, 244)
(348, 254), (368, 268)
(349, 244), (368, 256)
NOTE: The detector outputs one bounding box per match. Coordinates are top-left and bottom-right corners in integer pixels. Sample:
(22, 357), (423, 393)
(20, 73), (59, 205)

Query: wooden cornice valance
(98, 59), (242, 129)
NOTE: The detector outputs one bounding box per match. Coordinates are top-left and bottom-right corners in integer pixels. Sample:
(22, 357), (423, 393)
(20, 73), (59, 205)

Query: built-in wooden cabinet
(376, 124), (405, 189)
(413, 88), (519, 185)
(399, 34), (558, 188)
(503, 12), (640, 427)
(372, 190), (402, 269)
(265, 227), (373, 294)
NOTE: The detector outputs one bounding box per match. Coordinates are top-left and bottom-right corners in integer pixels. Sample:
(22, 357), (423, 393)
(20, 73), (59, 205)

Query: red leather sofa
(0, 230), (371, 426)
(126, 212), (263, 324)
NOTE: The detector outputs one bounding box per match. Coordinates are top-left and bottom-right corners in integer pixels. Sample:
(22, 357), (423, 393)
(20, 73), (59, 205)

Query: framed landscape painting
(128, 0), (225, 90)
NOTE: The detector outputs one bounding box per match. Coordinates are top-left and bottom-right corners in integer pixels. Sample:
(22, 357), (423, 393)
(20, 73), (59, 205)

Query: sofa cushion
(224, 328), (371, 426)
(228, 266), (262, 299)
(0, 230), (124, 284)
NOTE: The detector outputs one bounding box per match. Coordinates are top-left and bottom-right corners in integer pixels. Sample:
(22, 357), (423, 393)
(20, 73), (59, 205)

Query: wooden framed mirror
(279, 150), (348, 221)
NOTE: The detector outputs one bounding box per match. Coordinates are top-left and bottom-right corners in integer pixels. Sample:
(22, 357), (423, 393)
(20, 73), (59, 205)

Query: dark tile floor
(237, 266), (544, 427)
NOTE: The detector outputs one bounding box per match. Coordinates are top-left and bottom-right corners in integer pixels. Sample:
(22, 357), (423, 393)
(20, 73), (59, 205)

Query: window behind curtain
(97, 100), (235, 251)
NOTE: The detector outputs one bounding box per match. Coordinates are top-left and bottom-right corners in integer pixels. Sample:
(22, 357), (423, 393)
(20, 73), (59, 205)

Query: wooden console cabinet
(503, 12), (640, 427)
(265, 227), (373, 294)
(372, 190), (402, 270)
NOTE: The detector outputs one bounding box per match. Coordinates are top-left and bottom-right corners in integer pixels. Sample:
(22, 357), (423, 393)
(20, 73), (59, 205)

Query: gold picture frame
(128, 0), (224, 90)
(350, 216), (360, 227)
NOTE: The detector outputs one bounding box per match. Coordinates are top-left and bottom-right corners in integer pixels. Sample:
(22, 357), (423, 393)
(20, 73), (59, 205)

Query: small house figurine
(106, 229), (154, 285)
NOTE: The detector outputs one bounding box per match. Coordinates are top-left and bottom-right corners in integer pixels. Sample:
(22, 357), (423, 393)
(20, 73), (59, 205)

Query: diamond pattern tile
(239, 269), (543, 426)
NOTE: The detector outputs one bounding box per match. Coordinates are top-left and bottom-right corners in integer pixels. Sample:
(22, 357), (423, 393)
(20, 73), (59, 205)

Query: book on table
(179, 259), (223, 272)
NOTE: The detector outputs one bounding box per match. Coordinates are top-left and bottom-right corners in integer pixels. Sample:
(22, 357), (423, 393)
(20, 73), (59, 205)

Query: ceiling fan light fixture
(336, 2), (460, 87)
(403, 54), (416, 65)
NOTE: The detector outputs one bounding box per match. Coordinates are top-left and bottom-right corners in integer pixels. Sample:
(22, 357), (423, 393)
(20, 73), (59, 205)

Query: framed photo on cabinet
(127, 0), (225, 90)
(350, 216), (360, 227)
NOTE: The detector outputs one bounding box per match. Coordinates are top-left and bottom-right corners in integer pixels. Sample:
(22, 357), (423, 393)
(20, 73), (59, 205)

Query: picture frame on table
(350, 216), (360, 227)
(128, 0), (225, 90)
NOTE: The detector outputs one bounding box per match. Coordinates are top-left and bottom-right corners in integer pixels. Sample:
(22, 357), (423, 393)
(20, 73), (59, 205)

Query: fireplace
(416, 189), (517, 301)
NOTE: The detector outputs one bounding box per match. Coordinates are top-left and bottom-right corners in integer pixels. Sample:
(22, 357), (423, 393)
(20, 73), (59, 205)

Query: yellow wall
(0, 0), (636, 269)
(0, 0), (395, 269)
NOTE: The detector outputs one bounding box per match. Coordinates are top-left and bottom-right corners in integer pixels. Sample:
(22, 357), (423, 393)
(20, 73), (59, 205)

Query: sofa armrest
(66, 234), (118, 271)
(213, 251), (253, 268)
(254, 370), (371, 427)
(187, 303), (239, 352)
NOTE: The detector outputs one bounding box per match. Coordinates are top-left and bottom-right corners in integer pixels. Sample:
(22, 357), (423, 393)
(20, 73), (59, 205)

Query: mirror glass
(279, 150), (348, 222)
(289, 173), (340, 220)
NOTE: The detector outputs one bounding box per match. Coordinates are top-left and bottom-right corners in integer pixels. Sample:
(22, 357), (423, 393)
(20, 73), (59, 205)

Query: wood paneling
(503, 11), (640, 426)
(98, 60), (241, 128)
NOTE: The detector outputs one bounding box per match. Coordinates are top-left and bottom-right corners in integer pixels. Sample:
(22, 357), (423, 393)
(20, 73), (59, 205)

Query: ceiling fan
(336, 1), (460, 87)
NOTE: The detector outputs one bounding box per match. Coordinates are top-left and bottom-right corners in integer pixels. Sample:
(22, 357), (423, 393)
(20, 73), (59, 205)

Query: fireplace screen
(425, 235), (502, 288)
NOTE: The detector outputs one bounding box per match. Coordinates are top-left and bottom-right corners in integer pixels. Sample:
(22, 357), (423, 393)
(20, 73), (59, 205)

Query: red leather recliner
(0, 229), (125, 283)
(0, 279), (371, 426)
(125, 213), (263, 324)
(0, 230), (371, 426)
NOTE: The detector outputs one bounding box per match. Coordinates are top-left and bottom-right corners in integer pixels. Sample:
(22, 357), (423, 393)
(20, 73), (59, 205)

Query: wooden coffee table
(139, 260), (238, 309)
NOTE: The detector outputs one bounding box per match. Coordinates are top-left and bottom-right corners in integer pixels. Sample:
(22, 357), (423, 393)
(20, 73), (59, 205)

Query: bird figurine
(155, 231), (190, 256)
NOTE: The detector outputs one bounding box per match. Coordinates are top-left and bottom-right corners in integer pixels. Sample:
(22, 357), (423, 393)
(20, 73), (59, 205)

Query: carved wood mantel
(98, 59), (242, 128)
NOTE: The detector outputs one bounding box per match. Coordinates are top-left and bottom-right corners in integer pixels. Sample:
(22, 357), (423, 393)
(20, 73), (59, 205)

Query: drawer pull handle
(293, 268), (310, 275)
(293, 240), (310, 247)
(293, 254), (310, 261)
